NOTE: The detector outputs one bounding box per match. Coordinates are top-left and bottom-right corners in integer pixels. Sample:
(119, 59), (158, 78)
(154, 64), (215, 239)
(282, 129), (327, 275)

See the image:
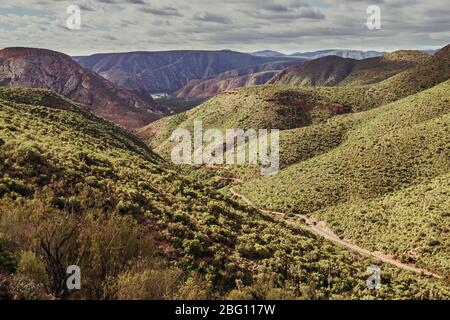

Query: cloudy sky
(0, 0), (449, 55)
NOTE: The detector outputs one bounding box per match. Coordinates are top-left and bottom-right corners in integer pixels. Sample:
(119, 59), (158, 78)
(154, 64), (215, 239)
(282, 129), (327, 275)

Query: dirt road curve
(229, 187), (443, 279)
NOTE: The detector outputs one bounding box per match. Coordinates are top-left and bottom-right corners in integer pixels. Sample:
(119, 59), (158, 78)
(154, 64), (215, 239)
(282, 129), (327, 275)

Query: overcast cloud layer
(0, 0), (449, 55)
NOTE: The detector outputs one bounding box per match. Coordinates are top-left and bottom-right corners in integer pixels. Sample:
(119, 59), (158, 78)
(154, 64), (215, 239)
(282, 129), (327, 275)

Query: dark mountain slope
(74, 50), (303, 94)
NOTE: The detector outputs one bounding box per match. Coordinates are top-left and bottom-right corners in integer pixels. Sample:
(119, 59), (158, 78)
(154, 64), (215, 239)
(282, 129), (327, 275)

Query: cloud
(0, 0), (449, 55)
(194, 13), (230, 24)
(141, 6), (183, 17)
(96, 0), (116, 4)
(78, 4), (95, 12)
(261, 4), (290, 12)
(298, 8), (325, 20)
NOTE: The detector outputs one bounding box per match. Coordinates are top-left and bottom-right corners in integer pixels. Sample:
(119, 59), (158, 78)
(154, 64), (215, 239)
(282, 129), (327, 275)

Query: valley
(228, 187), (443, 279)
(143, 44), (450, 284)
(0, 43), (449, 301)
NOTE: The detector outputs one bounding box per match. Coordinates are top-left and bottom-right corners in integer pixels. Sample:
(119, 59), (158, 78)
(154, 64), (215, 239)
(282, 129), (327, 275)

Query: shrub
(16, 251), (48, 288)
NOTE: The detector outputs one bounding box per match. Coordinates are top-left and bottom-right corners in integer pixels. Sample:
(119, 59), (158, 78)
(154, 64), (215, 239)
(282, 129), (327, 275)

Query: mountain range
(142, 45), (450, 147)
(73, 48), (438, 100)
(250, 49), (385, 60)
(290, 49), (385, 60)
(73, 50), (303, 94)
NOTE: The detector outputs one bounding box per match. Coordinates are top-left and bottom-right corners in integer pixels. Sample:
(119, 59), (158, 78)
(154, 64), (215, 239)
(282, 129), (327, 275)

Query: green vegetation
(274, 50), (432, 88)
(143, 46), (450, 159)
(339, 51), (431, 86)
(1, 88), (449, 299)
(237, 80), (450, 275)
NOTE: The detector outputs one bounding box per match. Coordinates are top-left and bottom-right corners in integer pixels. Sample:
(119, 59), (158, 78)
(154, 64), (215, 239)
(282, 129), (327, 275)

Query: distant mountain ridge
(0, 47), (163, 130)
(289, 49), (385, 60)
(250, 50), (288, 57)
(74, 50), (303, 94)
(268, 50), (432, 87)
(251, 49), (438, 59)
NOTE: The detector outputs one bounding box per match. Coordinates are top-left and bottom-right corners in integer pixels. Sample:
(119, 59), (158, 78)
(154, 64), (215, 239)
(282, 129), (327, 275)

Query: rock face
(0, 47), (163, 130)
(74, 50), (303, 94)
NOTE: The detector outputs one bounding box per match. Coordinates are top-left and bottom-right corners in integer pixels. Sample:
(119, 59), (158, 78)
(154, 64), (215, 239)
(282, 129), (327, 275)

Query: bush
(115, 262), (182, 300)
(16, 251), (48, 288)
(182, 239), (203, 257)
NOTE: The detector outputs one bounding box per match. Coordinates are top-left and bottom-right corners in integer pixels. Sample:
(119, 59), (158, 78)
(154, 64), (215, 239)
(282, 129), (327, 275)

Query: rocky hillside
(0, 47), (163, 130)
(74, 50), (302, 94)
(176, 60), (300, 99)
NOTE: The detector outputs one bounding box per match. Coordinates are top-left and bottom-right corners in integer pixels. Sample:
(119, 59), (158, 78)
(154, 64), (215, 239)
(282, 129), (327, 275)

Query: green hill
(236, 80), (450, 275)
(268, 50), (431, 87)
(339, 50), (432, 86)
(142, 45), (450, 158)
(4, 88), (450, 299)
(1, 88), (449, 299)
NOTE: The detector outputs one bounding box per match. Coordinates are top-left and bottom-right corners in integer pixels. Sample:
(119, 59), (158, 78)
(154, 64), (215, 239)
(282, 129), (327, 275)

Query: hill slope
(175, 60), (301, 99)
(74, 50), (303, 94)
(0, 47), (163, 130)
(268, 51), (431, 87)
(236, 80), (450, 275)
(143, 44), (450, 151)
(176, 70), (277, 99)
(1, 88), (448, 299)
